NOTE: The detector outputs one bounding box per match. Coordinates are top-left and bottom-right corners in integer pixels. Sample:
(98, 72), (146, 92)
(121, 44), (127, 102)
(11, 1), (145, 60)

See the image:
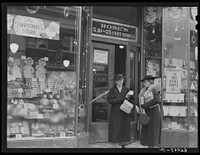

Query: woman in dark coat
(107, 74), (135, 148)
(137, 75), (162, 148)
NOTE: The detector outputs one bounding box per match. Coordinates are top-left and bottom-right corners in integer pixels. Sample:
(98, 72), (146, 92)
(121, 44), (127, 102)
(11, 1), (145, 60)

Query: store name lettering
(92, 18), (137, 42)
(100, 23), (129, 32)
(18, 23), (42, 36)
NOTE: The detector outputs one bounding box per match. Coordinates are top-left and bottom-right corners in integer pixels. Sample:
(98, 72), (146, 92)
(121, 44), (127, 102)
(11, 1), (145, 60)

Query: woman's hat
(141, 75), (157, 82)
(114, 74), (125, 81)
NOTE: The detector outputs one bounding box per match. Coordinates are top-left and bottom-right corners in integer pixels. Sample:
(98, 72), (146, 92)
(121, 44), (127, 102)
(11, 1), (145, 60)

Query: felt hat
(114, 74), (125, 81)
(141, 75), (157, 82)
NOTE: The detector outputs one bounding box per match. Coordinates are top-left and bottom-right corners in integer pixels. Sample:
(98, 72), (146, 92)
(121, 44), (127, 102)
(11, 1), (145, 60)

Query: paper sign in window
(166, 69), (182, 93)
(94, 49), (108, 64)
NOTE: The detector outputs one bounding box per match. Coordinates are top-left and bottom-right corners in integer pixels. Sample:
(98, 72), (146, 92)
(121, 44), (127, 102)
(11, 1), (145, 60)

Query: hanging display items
(144, 7), (162, 35)
(173, 22), (182, 40)
(167, 7), (187, 41)
(145, 7), (157, 24)
(144, 7), (162, 25)
(168, 7), (183, 20)
(166, 68), (182, 93)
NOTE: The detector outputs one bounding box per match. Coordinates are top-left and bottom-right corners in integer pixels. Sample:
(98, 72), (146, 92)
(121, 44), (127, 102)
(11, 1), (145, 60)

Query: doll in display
(23, 57), (35, 87)
(35, 58), (47, 80)
(36, 58), (47, 93)
(23, 57), (34, 79)
(11, 59), (22, 80)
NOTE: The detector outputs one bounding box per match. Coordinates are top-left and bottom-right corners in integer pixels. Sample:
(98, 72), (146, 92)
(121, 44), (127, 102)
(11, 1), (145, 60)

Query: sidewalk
(88, 140), (148, 148)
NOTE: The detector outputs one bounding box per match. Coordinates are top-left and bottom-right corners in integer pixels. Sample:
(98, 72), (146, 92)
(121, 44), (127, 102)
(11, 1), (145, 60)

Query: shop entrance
(89, 42), (140, 143)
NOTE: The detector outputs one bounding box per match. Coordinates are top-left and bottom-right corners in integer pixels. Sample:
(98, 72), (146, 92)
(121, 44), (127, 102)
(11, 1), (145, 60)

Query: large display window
(6, 6), (88, 142)
(162, 7), (198, 132)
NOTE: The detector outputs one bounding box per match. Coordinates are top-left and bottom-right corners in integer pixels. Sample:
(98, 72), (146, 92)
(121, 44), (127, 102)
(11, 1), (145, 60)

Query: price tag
(21, 55), (26, 59)
(8, 57), (14, 61)
(15, 134), (22, 139)
(44, 57), (49, 61)
(60, 132), (66, 137)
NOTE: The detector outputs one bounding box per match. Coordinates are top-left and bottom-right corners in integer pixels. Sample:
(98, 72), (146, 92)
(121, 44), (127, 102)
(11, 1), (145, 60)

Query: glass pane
(162, 7), (189, 130)
(92, 49), (109, 122)
(7, 6), (80, 139)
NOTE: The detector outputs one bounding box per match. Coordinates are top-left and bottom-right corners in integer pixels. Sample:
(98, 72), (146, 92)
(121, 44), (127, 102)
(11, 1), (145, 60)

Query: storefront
(6, 6), (89, 148)
(5, 5), (198, 149)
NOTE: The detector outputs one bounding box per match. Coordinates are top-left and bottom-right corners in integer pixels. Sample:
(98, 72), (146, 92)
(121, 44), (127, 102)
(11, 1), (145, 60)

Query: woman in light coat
(136, 75), (162, 148)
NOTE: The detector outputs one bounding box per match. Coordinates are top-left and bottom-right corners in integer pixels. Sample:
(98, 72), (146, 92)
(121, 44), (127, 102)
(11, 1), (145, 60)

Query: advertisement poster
(145, 58), (161, 77)
(7, 14), (60, 40)
(166, 69), (182, 93)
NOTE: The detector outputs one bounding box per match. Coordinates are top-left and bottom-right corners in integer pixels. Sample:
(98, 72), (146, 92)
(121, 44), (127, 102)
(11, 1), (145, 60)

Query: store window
(162, 7), (198, 131)
(7, 6), (87, 140)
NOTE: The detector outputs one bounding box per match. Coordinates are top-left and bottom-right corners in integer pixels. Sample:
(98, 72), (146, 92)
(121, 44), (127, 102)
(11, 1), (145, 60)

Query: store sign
(166, 69), (182, 93)
(7, 14), (60, 40)
(92, 18), (138, 42)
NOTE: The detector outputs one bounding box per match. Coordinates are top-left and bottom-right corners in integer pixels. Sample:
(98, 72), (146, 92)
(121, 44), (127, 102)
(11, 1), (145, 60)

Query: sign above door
(92, 18), (138, 42)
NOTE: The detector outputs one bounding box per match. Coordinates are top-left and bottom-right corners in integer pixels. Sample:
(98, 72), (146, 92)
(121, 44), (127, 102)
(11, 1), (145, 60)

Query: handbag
(120, 99), (133, 114)
(138, 97), (150, 125)
(138, 112), (150, 125)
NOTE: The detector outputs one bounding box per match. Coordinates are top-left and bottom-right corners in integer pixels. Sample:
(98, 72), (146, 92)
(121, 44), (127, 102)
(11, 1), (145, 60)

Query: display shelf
(163, 115), (187, 117)
(162, 128), (188, 131)
(162, 102), (187, 105)
(26, 46), (77, 55)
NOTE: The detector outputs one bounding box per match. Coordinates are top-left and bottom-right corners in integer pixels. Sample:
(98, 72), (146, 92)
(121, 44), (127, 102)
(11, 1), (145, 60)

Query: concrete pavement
(88, 140), (148, 148)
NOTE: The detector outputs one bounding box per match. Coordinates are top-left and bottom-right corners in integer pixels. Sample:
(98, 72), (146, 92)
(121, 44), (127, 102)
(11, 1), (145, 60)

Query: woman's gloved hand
(135, 105), (141, 113)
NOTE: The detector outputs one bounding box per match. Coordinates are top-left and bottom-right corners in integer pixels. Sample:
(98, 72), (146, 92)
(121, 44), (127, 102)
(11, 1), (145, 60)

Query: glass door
(89, 42), (115, 142)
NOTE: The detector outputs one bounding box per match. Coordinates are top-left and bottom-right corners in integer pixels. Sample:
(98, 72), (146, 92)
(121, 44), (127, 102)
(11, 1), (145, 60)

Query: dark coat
(107, 86), (134, 143)
(140, 88), (162, 147)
